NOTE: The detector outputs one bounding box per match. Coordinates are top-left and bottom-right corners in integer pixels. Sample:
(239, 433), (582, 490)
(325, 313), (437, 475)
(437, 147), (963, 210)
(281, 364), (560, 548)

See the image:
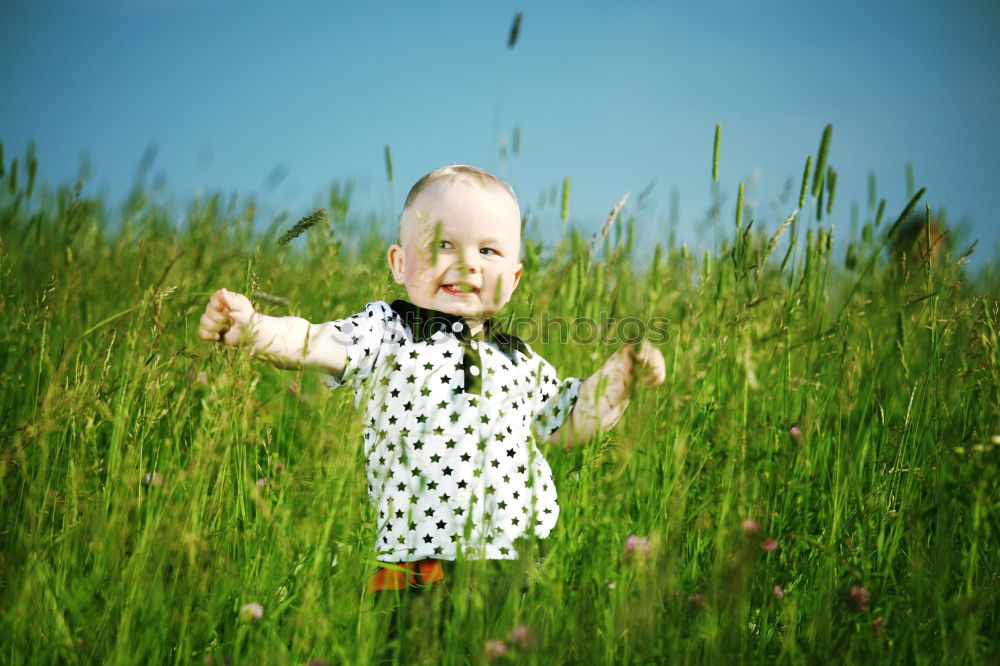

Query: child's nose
(461, 247), (481, 273)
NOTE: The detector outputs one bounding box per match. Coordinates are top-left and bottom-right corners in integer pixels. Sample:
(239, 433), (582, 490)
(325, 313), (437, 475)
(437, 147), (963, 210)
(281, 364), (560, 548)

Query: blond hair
(397, 165), (518, 243)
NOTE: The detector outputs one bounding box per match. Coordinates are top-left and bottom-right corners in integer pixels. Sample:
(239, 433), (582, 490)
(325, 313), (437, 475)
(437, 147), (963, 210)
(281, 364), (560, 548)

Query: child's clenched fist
(198, 288), (255, 346)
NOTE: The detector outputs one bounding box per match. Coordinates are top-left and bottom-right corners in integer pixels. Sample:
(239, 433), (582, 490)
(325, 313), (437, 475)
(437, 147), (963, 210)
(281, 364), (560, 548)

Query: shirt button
(469, 365), (480, 376)
(452, 321), (464, 333)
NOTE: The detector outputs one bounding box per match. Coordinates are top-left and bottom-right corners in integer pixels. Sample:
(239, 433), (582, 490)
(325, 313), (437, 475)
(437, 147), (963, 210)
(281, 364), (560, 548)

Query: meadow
(1, 131), (998, 665)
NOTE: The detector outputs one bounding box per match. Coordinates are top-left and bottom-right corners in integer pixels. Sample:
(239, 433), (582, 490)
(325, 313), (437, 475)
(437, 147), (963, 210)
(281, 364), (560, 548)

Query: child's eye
(438, 240), (454, 250)
(480, 247), (498, 256)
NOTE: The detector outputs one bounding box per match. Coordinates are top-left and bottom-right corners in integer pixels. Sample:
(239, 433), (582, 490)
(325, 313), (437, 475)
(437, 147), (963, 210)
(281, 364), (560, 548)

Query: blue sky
(3, 0), (999, 263)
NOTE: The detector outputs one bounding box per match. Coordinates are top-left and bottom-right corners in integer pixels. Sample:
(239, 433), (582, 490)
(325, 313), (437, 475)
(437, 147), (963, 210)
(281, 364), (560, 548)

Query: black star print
(335, 302), (576, 559)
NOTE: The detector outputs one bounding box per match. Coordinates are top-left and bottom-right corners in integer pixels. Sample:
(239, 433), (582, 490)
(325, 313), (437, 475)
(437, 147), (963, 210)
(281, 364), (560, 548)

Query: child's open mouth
(442, 284), (479, 296)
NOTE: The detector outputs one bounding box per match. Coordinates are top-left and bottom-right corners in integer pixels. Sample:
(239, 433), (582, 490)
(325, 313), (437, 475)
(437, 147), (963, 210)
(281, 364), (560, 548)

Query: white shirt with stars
(324, 300), (582, 562)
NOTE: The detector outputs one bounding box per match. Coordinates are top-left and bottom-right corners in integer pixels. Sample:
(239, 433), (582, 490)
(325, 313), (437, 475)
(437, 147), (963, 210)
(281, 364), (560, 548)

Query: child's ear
(510, 262), (523, 292)
(387, 244), (406, 285)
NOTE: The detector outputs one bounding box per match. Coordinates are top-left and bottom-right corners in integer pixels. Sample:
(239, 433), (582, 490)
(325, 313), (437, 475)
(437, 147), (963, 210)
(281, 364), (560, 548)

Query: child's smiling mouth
(442, 284), (479, 296)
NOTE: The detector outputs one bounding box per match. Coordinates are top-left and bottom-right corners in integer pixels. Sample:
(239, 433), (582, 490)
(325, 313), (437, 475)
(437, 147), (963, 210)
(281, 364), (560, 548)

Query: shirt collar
(389, 299), (529, 357)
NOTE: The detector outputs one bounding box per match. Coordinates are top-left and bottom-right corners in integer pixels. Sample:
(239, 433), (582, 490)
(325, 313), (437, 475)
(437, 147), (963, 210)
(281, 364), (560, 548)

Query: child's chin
(441, 299), (497, 319)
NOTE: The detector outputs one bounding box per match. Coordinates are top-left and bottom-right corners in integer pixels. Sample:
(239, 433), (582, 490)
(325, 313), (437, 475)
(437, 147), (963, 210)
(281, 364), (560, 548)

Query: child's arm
(549, 341), (665, 448)
(197, 288), (348, 377)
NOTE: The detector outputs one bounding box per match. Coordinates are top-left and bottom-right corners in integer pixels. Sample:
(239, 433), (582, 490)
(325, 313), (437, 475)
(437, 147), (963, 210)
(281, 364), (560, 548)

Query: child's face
(388, 180), (523, 327)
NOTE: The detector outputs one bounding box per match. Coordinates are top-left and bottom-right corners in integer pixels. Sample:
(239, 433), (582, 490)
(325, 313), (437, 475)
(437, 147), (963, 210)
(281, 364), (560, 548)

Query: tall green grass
(1, 132), (998, 664)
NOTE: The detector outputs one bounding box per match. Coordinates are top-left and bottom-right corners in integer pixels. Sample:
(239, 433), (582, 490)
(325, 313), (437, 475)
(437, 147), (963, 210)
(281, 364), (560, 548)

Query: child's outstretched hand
(198, 288), (255, 346)
(630, 340), (666, 388)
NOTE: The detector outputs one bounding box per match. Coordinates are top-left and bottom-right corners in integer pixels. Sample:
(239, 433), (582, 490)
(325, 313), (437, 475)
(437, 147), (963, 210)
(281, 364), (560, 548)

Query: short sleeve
(323, 301), (401, 390)
(530, 354), (582, 441)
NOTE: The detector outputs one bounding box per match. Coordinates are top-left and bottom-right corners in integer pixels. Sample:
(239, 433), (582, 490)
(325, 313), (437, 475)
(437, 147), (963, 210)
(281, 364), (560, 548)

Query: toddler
(198, 165), (665, 591)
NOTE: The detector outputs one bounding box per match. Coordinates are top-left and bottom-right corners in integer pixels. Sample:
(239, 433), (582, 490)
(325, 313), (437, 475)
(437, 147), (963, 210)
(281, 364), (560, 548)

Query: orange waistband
(367, 558), (445, 594)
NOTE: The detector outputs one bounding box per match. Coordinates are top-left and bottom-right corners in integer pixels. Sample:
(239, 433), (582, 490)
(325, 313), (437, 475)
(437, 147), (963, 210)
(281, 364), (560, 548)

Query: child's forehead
(399, 179), (520, 244)
(414, 177), (515, 208)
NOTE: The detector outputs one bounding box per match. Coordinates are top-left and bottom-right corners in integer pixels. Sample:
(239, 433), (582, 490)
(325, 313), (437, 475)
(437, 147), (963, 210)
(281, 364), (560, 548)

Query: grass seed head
(276, 209), (327, 247)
